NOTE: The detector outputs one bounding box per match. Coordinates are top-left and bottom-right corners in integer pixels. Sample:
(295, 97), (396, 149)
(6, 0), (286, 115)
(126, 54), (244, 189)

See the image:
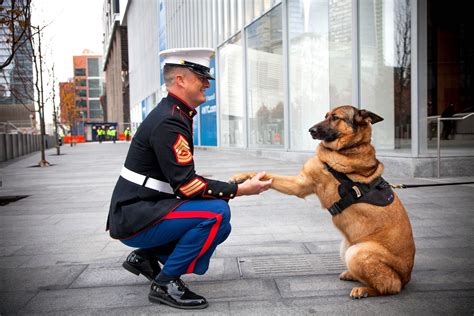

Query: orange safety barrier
(63, 135), (86, 144)
(119, 133), (133, 141)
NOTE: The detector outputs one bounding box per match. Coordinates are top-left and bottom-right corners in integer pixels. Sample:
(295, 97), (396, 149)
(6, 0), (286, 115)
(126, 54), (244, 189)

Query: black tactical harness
(325, 164), (395, 216)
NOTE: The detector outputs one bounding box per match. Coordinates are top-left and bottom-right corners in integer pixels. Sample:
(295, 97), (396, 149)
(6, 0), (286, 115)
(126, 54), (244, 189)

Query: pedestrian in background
(97, 126), (105, 143)
(108, 126), (117, 143)
(124, 127), (131, 142)
(441, 102), (456, 140)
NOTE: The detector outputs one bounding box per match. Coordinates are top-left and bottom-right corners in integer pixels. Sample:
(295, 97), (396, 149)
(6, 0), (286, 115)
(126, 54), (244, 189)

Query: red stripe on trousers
(161, 211), (223, 274)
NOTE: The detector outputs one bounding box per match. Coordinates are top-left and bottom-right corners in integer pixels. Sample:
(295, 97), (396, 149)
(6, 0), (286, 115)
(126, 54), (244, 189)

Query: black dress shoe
(148, 279), (208, 310)
(122, 250), (161, 281)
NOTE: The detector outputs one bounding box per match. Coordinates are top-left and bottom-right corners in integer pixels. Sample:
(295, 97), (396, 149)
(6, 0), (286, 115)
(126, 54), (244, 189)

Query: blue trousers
(121, 199), (231, 277)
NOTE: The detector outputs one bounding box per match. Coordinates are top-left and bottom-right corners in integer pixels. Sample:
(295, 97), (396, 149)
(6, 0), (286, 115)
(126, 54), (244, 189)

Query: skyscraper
(0, 0), (35, 130)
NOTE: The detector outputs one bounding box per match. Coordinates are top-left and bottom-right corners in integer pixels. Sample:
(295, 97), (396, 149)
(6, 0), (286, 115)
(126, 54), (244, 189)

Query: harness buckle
(351, 185), (362, 198)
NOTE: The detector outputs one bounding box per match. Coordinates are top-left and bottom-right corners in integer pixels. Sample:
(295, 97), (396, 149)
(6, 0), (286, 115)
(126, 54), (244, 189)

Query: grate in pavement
(318, 253), (347, 271)
(240, 253), (347, 278)
(247, 256), (314, 275)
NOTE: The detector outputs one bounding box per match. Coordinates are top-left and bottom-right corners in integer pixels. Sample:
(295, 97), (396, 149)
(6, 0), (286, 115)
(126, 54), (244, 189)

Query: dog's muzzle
(308, 125), (339, 141)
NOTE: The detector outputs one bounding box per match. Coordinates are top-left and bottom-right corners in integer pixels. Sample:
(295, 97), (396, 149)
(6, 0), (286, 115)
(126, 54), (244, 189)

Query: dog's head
(308, 105), (383, 150)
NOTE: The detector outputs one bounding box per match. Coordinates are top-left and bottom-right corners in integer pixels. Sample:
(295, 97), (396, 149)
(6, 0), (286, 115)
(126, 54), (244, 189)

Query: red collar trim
(167, 92), (197, 118)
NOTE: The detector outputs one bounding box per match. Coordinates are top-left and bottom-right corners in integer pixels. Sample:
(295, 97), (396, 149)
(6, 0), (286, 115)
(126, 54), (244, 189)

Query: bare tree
(0, 0), (31, 70)
(50, 64), (60, 155)
(28, 24), (50, 166)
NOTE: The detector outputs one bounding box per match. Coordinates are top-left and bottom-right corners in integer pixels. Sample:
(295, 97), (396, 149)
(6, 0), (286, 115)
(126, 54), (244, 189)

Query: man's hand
(236, 172), (272, 196)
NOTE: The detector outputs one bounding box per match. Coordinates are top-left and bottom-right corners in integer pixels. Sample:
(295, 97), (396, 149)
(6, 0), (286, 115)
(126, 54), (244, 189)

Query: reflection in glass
(329, 0), (352, 106)
(246, 4), (284, 147)
(288, 0), (330, 150)
(219, 33), (244, 147)
(359, 0), (411, 150)
(425, 1), (474, 153)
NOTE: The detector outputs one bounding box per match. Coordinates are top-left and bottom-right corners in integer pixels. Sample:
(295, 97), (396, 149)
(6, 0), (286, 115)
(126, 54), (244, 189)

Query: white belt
(120, 166), (174, 194)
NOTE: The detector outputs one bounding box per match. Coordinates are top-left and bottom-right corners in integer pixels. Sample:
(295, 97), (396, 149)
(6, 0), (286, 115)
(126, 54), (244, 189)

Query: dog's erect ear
(355, 109), (384, 125)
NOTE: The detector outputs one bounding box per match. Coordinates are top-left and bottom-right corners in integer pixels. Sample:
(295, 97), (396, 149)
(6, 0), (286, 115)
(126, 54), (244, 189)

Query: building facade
(102, 0), (130, 132)
(72, 51), (105, 126)
(0, 0), (35, 131)
(122, 0), (474, 177)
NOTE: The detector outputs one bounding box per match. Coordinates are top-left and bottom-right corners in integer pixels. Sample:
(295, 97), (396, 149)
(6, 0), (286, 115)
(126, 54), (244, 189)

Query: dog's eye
(332, 116), (339, 121)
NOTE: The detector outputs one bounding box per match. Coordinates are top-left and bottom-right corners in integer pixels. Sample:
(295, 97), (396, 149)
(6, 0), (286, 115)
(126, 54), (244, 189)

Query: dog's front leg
(229, 172), (314, 198)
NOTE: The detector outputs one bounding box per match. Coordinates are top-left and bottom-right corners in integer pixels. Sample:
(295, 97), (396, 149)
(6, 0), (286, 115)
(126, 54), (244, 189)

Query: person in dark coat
(441, 102), (455, 140)
(106, 48), (272, 310)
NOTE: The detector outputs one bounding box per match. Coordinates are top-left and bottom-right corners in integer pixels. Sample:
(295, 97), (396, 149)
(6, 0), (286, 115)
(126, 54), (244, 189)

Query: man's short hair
(163, 64), (188, 87)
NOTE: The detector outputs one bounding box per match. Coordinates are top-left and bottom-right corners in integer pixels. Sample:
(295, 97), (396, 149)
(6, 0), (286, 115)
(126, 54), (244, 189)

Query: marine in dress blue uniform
(106, 48), (271, 310)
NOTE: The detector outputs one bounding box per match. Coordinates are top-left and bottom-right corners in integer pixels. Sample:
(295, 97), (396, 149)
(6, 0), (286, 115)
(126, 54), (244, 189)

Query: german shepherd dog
(230, 105), (415, 299)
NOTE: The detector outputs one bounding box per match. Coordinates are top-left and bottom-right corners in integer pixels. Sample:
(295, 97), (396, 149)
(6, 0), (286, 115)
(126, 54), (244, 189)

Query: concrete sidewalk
(1, 142), (473, 315)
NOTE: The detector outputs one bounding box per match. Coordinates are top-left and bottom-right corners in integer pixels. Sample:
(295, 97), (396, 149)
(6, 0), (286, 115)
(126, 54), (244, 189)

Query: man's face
(183, 70), (210, 107)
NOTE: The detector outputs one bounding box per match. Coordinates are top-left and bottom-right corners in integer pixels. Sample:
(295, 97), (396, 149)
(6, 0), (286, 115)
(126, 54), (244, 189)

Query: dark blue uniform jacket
(106, 93), (238, 239)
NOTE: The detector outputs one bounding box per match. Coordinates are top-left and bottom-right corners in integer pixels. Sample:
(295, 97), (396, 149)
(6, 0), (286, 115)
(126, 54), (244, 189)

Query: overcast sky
(31, 0), (103, 122)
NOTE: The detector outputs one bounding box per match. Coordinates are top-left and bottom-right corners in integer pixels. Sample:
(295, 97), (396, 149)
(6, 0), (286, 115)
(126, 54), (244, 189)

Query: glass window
(88, 89), (101, 98)
(76, 89), (87, 97)
(287, 0), (351, 150)
(89, 109), (103, 119)
(75, 99), (87, 108)
(423, 1), (474, 154)
(246, 4), (284, 148)
(89, 100), (101, 110)
(359, 0), (411, 151)
(245, 0), (255, 25)
(74, 68), (86, 76)
(219, 33), (244, 147)
(328, 0), (352, 106)
(87, 58), (100, 77)
(88, 79), (100, 89)
(88, 79), (102, 98)
(75, 79), (86, 87)
(288, 0), (331, 150)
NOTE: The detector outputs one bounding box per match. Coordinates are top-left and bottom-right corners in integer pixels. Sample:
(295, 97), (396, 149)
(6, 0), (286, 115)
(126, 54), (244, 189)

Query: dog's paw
(339, 271), (357, 282)
(228, 173), (254, 184)
(350, 287), (375, 299)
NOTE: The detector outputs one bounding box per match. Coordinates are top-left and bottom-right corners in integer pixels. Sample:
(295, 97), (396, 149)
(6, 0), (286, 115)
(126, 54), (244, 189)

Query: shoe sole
(122, 261), (153, 281)
(148, 295), (208, 310)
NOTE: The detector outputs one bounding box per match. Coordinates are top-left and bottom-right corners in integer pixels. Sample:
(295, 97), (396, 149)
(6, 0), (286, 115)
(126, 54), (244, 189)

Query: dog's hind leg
(339, 271), (358, 281)
(339, 239), (357, 281)
(344, 242), (402, 299)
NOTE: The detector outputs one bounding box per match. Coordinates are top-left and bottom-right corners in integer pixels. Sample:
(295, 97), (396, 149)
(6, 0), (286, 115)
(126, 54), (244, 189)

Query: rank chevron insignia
(173, 134), (193, 164)
(179, 177), (205, 196)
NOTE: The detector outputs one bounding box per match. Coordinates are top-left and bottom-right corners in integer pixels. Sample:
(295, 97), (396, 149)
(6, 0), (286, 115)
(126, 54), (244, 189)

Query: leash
(391, 181), (474, 189)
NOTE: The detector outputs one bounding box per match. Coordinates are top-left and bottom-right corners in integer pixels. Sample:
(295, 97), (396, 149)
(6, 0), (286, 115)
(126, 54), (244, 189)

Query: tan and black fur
(230, 105), (415, 299)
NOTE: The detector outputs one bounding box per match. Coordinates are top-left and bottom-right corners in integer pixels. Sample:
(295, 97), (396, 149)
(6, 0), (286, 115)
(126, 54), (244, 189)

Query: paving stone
(0, 265), (87, 292)
(18, 251), (124, 268)
(70, 258), (240, 288)
(22, 285), (149, 312)
(1, 142), (474, 314)
(0, 291), (37, 314)
(215, 243), (308, 258)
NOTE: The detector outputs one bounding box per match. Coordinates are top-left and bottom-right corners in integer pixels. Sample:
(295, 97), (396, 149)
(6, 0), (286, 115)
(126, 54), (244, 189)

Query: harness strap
(325, 164), (389, 216)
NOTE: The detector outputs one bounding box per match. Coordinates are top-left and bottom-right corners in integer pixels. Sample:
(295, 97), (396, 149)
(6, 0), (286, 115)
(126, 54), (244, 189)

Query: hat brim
(188, 68), (215, 80)
(166, 63), (214, 80)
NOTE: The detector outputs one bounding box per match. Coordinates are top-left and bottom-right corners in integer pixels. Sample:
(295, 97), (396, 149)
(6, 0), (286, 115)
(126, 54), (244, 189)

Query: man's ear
(175, 74), (184, 87)
(355, 109), (384, 125)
